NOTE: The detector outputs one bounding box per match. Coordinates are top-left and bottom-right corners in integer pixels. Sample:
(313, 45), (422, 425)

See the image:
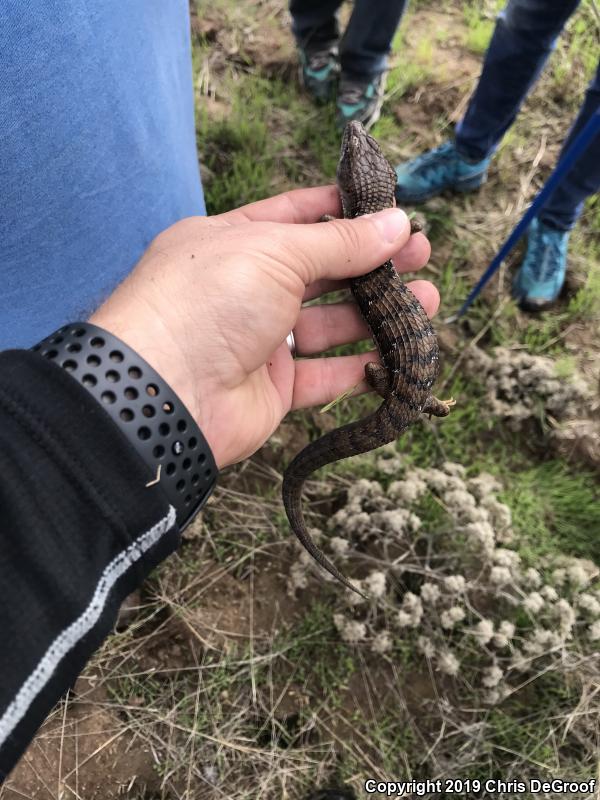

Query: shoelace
(339, 79), (376, 106)
(528, 226), (564, 282)
(307, 49), (335, 72)
(407, 141), (457, 178)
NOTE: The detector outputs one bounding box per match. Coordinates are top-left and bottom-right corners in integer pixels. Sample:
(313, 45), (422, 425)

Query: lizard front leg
(365, 362), (391, 399)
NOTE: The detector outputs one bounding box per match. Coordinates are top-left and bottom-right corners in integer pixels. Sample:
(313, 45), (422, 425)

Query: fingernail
(370, 208), (408, 242)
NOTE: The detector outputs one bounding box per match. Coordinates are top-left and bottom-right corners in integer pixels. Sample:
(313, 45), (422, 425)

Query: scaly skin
(282, 121), (452, 597)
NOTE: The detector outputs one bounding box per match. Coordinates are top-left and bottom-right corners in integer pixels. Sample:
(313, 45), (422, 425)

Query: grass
(501, 461), (600, 563)
(278, 603), (356, 693)
(568, 261), (600, 319)
(550, 5), (599, 96)
(391, 36), (438, 95)
(463, 3), (495, 55)
(183, 9), (600, 791)
(6, 1), (600, 798)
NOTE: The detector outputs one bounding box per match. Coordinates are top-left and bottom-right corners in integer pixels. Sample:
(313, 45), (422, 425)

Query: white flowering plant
(289, 460), (600, 705)
(464, 345), (591, 430)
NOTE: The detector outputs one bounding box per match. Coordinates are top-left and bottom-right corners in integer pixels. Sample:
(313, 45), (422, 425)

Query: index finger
(216, 185), (342, 225)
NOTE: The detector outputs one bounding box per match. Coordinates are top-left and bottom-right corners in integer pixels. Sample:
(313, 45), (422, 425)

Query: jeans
(289, 0), (407, 77)
(0, 0), (204, 349)
(455, 0), (600, 230)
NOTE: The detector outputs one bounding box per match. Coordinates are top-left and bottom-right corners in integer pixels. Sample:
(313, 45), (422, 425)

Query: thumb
(277, 208), (411, 284)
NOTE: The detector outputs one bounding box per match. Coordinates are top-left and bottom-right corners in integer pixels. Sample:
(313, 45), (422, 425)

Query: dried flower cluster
(554, 418), (600, 471)
(289, 461), (600, 705)
(464, 345), (590, 430)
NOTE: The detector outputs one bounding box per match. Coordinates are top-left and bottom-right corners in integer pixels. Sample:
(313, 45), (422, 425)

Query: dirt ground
(3, 1), (599, 798)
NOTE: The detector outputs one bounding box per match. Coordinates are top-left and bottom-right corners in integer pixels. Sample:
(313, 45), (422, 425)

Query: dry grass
(3, 1), (600, 797)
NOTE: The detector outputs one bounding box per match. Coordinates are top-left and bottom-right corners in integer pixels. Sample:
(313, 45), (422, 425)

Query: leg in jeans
(339, 0), (408, 78)
(539, 62), (600, 231)
(395, 0), (582, 203)
(291, 0), (408, 125)
(289, 0), (344, 102)
(336, 0), (407, 129)
(290, 0), (407, 76)
(512, 62), (599, 308)
(289, 0), (343, 49)
(455, 0), (581, 161)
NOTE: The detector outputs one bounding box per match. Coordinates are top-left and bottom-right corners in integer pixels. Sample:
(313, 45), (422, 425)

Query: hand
(91, 186), (438, 468)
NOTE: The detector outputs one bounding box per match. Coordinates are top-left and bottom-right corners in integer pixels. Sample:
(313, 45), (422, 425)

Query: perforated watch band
(33, 322), (217, 531)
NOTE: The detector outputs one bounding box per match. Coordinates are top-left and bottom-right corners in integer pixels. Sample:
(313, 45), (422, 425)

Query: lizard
(282, 120), (453, 599)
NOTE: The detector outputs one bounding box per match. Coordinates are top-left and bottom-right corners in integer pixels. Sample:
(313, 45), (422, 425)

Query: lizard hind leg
(365, 362), (391, 399)
(423, 395), (456, 418)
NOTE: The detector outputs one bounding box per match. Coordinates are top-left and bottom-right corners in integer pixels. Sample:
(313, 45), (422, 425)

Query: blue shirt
(1, 0), (205, 349)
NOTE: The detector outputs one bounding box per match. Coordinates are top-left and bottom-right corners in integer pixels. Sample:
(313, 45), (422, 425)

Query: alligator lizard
(282, 121), (453, 598)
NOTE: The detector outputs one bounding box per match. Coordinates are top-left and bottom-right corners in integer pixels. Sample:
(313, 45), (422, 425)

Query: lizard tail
(282, 406), (398, 598)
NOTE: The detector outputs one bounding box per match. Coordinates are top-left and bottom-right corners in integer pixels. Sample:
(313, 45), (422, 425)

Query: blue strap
(448, 108), (600, 322)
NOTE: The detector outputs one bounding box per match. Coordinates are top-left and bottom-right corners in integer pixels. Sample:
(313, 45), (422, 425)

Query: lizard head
(337, 121), (397, 217)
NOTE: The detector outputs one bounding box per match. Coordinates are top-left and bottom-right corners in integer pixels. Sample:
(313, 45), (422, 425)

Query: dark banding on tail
(282, 407), (402, 598)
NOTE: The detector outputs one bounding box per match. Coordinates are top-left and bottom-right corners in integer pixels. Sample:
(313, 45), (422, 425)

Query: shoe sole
(363, 102), (381, 131)
(336, 104), (381, 132)
(517, 297), (555, 312)
(395, 172), (488, 204)
(298, 63), (336, 104)
(511, 276), (558, 312)
(335, 94), (384, 131)
(336, 72), (386, 131)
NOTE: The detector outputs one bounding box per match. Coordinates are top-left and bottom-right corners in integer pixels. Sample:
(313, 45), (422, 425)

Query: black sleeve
(0, 350), (180, 780)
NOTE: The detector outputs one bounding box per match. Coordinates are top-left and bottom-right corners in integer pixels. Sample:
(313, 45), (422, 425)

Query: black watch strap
(32, 322), (217, 531)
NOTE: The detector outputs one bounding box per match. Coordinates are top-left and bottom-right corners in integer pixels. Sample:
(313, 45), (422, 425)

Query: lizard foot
(423, 395), (455, 418)
(364, 362), (391, 399)
(320, 214), (337, 222)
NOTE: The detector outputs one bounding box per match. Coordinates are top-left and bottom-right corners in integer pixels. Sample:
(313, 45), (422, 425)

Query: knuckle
(149, 216), (202, 251)
(330, 218), (363, 260)
(323, 359), (339, 400)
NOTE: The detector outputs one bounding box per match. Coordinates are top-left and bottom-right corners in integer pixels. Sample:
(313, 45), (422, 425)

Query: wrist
(90, 300), (195, 410)
(90, 303), (225, 468)
(33, 321), (218, 530)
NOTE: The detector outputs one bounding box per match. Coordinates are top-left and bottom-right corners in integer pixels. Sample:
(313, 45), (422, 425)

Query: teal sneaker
(512, 218), (569, 311)
(395, 141), (491, 203)
(298, 42), (339, 104)
(336, 72), (386, 130)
